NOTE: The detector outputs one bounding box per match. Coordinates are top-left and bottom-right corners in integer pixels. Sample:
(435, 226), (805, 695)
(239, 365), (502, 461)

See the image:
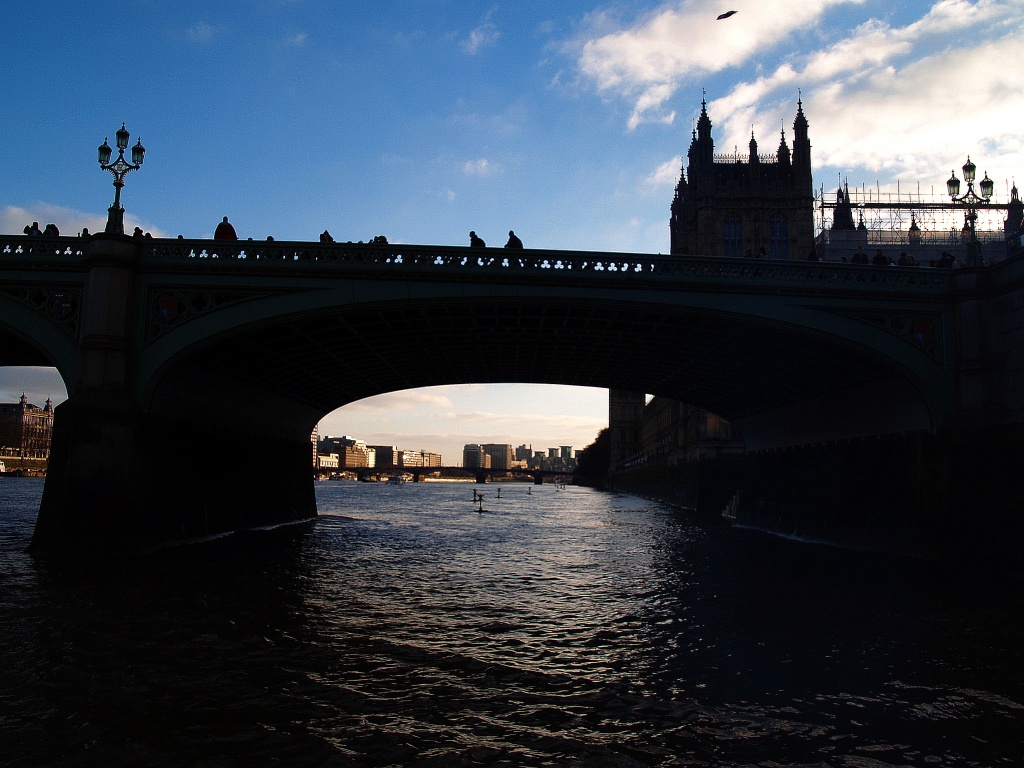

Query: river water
(1, 477), (1022, 767)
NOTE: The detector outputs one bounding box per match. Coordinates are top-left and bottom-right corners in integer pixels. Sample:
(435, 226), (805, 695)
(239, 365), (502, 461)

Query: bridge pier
(28, 234), (318, 555)
(32, 395), (317, 554)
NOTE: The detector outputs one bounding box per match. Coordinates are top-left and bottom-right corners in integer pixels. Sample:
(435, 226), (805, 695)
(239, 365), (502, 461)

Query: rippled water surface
(2, 477), (1023, 766)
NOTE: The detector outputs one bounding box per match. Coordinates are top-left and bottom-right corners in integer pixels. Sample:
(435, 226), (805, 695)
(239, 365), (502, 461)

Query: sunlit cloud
(571, 0), (859, 130)
(578, 0), (1024, 190)
(344, 391), (454, 412)
(705, 1), (1024, 185)
(1, 203), (166, 238)
(644, 156), (683, 189)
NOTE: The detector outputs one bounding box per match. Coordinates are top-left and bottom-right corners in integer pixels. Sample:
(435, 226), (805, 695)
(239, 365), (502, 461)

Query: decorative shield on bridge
(911, 319), (934, 347)
(157, 293), (180, 323)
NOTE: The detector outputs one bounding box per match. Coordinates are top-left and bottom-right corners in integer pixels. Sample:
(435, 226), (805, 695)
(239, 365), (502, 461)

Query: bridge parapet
(1, 236), (87, 267)
(0, 234), (952, 297)
(136, 238), (952, 297)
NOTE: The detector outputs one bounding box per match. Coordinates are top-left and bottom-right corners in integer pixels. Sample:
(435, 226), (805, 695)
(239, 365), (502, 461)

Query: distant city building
(320, 435), (375, 468)
(370, 445), (400, 469)
(515, 444), (533, 462)
(317, 453), (340, 470)
(463, 444), (490, 469)
(482, 443), (513, 470)
(311, 423), (319, 468)
(0, 394), (54, 461)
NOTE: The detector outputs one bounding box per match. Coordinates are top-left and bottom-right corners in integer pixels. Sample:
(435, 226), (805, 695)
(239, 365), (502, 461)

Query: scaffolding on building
(814, 180), (1019, 262)
(816, 181), (1017, 240)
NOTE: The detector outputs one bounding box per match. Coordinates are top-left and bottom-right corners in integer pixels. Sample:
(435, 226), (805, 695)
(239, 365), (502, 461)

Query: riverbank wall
(610, 426), (1024, 571)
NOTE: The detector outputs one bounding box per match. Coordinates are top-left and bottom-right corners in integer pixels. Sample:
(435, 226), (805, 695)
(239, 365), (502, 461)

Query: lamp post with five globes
(97, 122), (145, 235)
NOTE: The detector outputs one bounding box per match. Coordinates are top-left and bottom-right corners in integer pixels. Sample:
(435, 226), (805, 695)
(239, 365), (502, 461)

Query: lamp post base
(104, 204), (125, 235)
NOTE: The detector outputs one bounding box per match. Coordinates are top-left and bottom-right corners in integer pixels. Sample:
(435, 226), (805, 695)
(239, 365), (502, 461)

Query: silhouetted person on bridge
(469, 231), (486, 248)
(43, 223), (59, 237)
(24, 222), (42, 237)
(320, 230), (334, 242)
(931, 252), (955, 268)
(214, 216), (238, 240)
(504, 230), (523, 249)
(851, 246), (869, 264)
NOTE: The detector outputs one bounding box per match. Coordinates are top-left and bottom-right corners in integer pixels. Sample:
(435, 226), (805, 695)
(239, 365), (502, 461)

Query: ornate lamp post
(947, 156), (994, 266)
(97, 122), (145, 235)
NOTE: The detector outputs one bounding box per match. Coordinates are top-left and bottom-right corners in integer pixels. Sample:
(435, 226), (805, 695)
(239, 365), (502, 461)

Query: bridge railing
(0, 235), (953, 295)
(140, 238), (953, 295)
(0, 236), (87, 266)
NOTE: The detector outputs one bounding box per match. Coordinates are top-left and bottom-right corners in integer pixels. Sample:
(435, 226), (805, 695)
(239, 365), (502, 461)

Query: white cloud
(1, 203), (166, 238)
(461, 14), (500, 54)
(284, 32), (308, 47)
(645, 155), (683, 189)
(463, 158), (499, 176)
(704, 1), (1024, 184)
(579, 0), (1024, 192)
(572, 0), (860, 129)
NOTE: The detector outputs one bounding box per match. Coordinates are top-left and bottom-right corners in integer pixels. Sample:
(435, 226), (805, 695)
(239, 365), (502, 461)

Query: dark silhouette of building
(1005, 184), (1024, 245)
(670, 98), (814, 259)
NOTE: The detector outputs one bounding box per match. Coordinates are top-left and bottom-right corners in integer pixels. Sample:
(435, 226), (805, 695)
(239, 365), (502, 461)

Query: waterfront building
(638, 398), (742, 466)
(670, 98), (814, 260)
(370, 445), (400, 469)
(317, 453), (340, 470)
(609, 390), (645, 469)
(0, 394), (54, 462)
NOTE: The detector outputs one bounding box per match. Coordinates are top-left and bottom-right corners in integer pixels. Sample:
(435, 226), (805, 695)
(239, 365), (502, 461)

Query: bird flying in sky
(717, 10), (737, 19)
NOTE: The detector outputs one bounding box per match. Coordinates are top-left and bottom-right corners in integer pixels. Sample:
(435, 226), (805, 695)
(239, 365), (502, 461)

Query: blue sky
(3, 0), (1023, 463)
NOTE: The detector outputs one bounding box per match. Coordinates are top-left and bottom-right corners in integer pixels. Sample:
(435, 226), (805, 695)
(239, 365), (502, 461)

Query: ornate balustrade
(0, 235), (953, 296)
(0, 237), (87, 266)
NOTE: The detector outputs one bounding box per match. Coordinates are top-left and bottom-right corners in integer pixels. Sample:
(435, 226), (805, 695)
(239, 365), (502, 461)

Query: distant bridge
(2, 233), (1022, 554)
(339, 466), (576, 484)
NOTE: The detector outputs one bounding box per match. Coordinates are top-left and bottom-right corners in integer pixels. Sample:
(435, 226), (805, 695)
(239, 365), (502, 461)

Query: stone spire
(792, 98), (811, 169)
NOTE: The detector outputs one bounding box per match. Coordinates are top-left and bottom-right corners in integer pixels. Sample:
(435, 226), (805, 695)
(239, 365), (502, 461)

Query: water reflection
(1, 478), (1022, 766)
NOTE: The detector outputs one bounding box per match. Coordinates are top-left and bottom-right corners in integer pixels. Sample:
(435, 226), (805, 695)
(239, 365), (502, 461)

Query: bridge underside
(149, 295), (933, 451)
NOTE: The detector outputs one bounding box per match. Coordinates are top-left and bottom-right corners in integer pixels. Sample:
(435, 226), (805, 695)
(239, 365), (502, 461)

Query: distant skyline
(3, 1), (1023, 457)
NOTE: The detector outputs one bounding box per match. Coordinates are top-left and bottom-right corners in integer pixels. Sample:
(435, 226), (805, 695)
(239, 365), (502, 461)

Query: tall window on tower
(769, 214), (789, 259)
(723, 214), (743, 258)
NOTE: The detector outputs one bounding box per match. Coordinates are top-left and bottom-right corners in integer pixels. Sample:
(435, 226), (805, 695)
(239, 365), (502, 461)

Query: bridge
(340, 466), (576, 485)
(3, 233), (1022, 554)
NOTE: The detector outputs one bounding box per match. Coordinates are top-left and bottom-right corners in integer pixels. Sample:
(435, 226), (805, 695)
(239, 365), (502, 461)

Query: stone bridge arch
(136, 281), (953, 452)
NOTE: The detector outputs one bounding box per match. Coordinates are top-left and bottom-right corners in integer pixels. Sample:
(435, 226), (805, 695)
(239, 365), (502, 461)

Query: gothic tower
(670, 98), (815, 259)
